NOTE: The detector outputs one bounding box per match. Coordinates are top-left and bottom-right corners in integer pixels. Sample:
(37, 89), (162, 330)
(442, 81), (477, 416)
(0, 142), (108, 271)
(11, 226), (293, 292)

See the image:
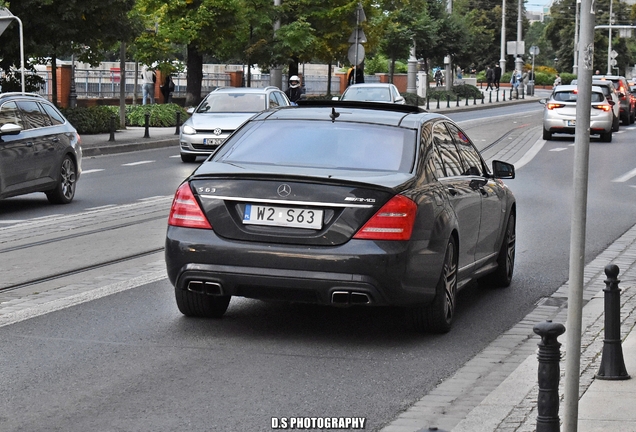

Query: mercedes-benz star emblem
(213, 128), (222, 136)
(277, 184), (291, 197)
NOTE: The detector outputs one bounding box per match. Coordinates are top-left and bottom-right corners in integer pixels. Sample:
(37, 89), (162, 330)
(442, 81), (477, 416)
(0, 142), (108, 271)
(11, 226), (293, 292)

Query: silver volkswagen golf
(178, 87), (291, 162)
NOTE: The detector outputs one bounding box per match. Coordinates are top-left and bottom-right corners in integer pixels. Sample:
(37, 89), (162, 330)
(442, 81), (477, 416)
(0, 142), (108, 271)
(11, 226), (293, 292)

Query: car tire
(409, 237), (458, 334)
(621, 112), (629, 125)
(480, 213), (516, 288)
(542, 129), (552, 140)
(45, 155), (77, 204)
(630, 109), (635, 124)
(601, 130), (613, 143)
(175, 287), (231, 318)
(612, 115), (620, 132)
(180, 153), (197, 163)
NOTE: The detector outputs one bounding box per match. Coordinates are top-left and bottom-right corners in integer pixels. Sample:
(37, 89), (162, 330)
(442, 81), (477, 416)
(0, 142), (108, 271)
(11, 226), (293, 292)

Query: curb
(81, 137), (179, 157)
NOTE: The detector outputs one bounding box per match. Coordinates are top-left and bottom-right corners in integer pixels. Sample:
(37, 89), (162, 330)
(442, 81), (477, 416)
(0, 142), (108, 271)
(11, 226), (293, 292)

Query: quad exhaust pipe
(186, 280), (223, 296)
(331, 290), (371, 305)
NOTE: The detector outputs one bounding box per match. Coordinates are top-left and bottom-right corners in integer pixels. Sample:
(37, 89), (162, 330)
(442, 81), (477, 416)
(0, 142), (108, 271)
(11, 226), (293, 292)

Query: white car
(179, 87), (291, 162)
(540, 85), (614, 142)
(337, 83), (405, 104)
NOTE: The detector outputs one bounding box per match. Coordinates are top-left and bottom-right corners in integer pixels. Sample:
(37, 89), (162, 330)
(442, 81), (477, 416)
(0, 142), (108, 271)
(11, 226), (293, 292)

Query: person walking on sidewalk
(485, 66), (494, 91)
(141, 66), (156, 105)
(510, 69), (522, 98)
(494, 64), (502, 90)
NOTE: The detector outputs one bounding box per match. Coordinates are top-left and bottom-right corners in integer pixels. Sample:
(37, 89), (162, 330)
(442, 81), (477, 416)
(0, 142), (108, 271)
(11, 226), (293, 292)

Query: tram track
(0, 247), (164, 293)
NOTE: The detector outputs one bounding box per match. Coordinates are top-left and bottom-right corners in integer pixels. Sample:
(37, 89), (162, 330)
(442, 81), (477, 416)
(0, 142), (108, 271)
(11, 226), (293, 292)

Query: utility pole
(271, 0), (283, 89)
(562, 0), (595, 429)
(515, 0), (524, 73)
(446, 0), (453, 91)
(500, 0), (506, 73)
(607, 0), (613, 74)
(573, 0), (580, 74)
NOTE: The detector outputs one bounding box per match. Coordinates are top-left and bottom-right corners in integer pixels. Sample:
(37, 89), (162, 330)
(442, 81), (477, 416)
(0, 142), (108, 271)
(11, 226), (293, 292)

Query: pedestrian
(456, 66), (463, 80)
(141, 65), (156, 105)
(494, 64), (502, 90)
(485, 66), (494, 91)
(285, 75), (303, 104)
(553, 73), (562, 88)
(510, 69), (521, 97)
(160, 73), (175, 104)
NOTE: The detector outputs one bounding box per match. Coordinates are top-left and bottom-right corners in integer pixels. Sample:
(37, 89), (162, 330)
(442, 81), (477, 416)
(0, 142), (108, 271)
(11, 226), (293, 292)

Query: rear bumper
(165, 226), (444, 307)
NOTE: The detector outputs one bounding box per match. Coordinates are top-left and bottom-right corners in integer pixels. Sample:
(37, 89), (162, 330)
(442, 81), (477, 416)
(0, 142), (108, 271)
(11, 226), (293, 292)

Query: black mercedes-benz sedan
(165, 101), (516, 333)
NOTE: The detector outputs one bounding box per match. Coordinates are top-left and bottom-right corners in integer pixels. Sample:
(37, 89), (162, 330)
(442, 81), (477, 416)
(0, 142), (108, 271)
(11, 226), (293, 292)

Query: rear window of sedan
(343, 87), (392, 102)
(553, 91), (605, 103)
(215, 120), (417, 172)
(196, 93), (267, 113)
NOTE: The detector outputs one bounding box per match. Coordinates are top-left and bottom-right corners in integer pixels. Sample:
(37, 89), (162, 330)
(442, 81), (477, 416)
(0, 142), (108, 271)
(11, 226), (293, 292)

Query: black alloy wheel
(410, 237), (458, 334)
(46, 155), (77, 204)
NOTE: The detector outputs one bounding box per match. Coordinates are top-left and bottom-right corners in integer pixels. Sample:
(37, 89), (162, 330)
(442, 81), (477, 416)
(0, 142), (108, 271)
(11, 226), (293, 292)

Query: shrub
(60, 103), (189, 134)
(126, 103), (189, 127)
(427, 83), (483, 103)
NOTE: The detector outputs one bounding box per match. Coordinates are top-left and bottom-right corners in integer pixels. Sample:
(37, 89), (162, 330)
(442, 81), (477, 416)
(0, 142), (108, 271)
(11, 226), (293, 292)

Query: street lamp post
(69, 51), (77, 108)
(607, 0), (613, 74)
(0, 8), (25, 94)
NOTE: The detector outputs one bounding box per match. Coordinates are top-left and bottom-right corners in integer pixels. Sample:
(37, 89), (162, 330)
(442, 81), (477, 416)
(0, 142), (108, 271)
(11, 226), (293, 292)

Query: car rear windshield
(343, 87), (392, 102)
(197, 93), (267, 113)
(554, 91), (605, 103)
(215, 120), (417, 172)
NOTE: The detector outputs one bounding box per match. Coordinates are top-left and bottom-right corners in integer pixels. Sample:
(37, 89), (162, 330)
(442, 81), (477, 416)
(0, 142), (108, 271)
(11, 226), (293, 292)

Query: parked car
(165, 100), (517, 333)
(178, 86), (292, 162)
(592, 74), (635, 124)
(337, 83), (406, 104)
(540, 85), (613, 142)
(0, 92), (81, 203)
(571, 79), (620, 131)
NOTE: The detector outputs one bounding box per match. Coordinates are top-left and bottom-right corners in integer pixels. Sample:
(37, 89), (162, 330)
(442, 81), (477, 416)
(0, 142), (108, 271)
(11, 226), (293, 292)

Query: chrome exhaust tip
(331, 290), (371, 305)
(187, 280), (223, 296)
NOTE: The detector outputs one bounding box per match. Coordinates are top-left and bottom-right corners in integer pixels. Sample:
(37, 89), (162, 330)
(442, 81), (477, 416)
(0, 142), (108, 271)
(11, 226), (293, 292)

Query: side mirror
(0, 123), (22, 136)
(186, 107), (195, 114)
(395, 96), (405, 104)
(609, 100), (616, 106)
(332, 96), (340, 101)
(492, 160), (515, 179)
(539, 99), (546, 105)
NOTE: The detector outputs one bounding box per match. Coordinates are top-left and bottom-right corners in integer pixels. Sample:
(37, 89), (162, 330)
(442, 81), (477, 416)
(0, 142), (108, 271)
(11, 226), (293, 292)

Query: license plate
(567, 120), (576, 126)
(243, 204), (323, 229)
(203, 138), (224, 146)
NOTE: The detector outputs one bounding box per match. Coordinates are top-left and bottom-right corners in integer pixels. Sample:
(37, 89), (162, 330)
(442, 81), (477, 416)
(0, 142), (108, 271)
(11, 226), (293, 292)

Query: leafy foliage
(60, 104), (188, 134)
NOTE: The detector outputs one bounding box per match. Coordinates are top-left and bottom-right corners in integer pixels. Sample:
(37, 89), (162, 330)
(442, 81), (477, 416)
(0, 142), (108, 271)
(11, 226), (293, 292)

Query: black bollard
(521, 86), (525, 99)
(144, 112), (150, 138)
(108, 114), (116, 142)
(481, 94), (484, 105)
(465, 96), (469, 106)
(473, 95), (476, 105)
(502, 91), (506, 101)
(426, 96), (430, 110)
(596, 264), (630, 380)
(436, 96), (440, 109)
(456, 95), (460, 107)
(533, 320), (566, 432)
(496, 91), (499, 102)
(489, 91), (492, 103)
(446, 95), (450, 108)
(174, 111), (181, 135)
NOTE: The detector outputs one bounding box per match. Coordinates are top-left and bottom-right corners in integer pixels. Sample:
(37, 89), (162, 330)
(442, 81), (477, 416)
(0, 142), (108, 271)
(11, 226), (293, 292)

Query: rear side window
(0, 102), (24, 129)
(215, 120), (416, 172)
(40, 102), (65, 125)
(432, 122), (463, 177)
(197, 92), (267, 113)
(16, 100), (52, 129)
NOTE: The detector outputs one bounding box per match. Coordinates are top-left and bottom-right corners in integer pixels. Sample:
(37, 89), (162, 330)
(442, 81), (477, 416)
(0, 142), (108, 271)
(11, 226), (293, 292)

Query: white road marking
(550, 147), (569, 152)
(514, 139), (546, 170)
(122, 160), (155, 166)
(612, 167), (636, 183)
(81, 169), (105, 174)
(0, 220), (26, 224)
(84, 205), (117, 211)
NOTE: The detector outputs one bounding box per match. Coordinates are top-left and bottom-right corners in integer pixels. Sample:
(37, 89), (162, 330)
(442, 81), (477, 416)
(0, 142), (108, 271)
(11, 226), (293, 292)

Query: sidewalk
(80, 125), (180, 157)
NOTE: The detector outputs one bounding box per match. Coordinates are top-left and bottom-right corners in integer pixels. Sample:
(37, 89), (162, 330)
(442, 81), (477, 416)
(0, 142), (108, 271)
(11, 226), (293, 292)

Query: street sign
(529, 45), (540, 55)
(348, 44), (365, 66)
(348, 28), (367, 44)
(506, 41), (526, 56)
(0, 8), (14, 36)
(610, 59), (618, 66)
(610, 50), (618, 59)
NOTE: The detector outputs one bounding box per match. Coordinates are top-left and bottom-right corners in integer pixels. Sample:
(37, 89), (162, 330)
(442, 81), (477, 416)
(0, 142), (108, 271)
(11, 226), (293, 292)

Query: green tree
(0, 0), (137, 105)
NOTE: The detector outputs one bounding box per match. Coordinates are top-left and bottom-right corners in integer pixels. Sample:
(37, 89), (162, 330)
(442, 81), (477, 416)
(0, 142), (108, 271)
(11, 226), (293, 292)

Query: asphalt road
(1, 102), (636, 431)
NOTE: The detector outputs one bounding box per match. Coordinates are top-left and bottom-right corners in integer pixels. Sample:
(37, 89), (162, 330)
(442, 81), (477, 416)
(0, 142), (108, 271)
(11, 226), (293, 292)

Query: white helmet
(289, 75), (300, 88)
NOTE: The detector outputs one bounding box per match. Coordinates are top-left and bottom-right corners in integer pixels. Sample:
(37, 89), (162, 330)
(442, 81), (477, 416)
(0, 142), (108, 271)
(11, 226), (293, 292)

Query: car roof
(554, 84), (603, 93)
(251, 100), (438, 129)
(571, 80), (616, 89)
(344, 83), (396, 88)
(208, 86), (281, 95)
(0, 92), (46, 100)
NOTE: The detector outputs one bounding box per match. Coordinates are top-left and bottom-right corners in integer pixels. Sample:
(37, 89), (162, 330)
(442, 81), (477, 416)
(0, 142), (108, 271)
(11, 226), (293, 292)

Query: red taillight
(546, 103), (565, 110)
(168, 183), (212, 229)
(353, 195), (417, 241)
(593, 104), (612, 112)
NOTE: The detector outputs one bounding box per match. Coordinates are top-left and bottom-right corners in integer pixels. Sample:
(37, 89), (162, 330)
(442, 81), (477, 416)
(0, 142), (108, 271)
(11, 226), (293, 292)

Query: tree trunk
(186, 44), (203, 106)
